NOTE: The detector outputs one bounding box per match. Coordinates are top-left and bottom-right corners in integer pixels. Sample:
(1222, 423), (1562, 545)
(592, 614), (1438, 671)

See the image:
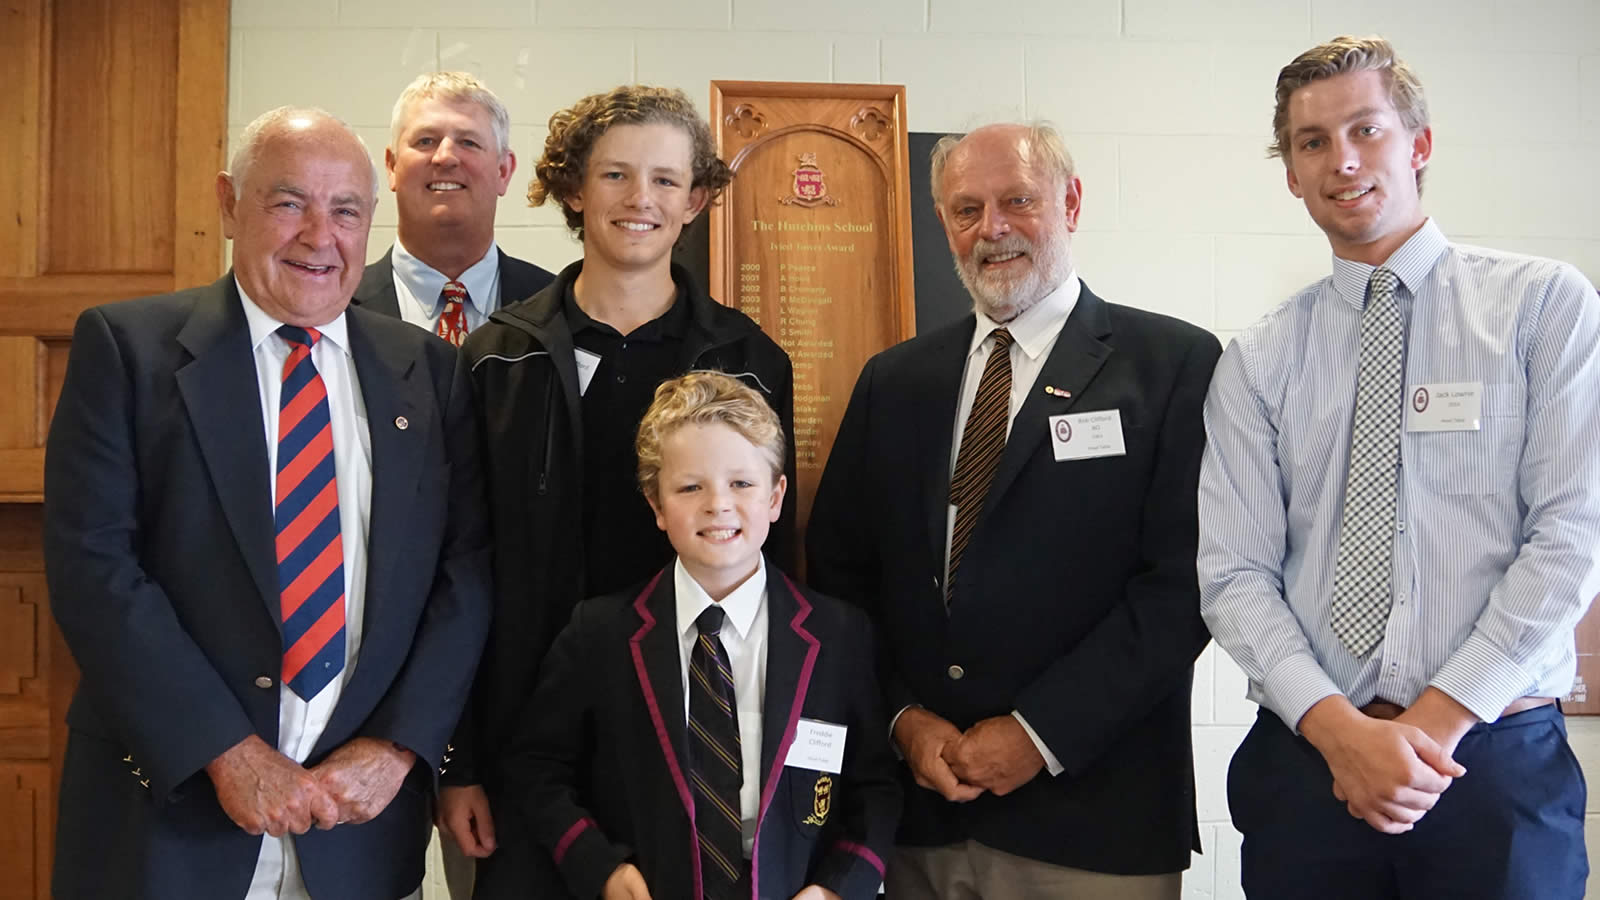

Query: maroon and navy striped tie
(687, 605), (746, 898)
(274, 325), (346, 700)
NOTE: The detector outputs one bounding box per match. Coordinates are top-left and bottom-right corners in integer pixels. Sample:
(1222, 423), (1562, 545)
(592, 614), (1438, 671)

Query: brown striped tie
(948, 327), (1014, 602)
(687, 605), (746, 898)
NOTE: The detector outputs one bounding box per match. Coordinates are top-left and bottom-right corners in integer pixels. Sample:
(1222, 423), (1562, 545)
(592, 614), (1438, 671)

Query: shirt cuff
(1011, 711), (1063, 777)
(1429, 631), (1537, 723)
(1261, 652), (1345, 734)
(887, 705), (916, 759)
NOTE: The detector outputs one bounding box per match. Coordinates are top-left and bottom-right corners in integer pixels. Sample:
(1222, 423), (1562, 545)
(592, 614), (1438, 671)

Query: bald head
(228, 108), (378, 202)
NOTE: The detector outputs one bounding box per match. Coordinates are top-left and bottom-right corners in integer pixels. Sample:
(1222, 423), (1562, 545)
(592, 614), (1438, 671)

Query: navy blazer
(43, 275), (492, 900)
(352, 245), (557, 320)
(505, 564), (900, 900)
(808, 283), (1221, 875)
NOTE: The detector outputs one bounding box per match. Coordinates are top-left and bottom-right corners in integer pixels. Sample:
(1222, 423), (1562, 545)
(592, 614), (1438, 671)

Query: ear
(767, 473), (788, 523)
(216, 172), (238, 239)
(683, 185), (710, 223)
(1410, 126), (1433, 174)
(385, 147), (400, 192)
(1285, 162), (1304, 200)
(646, 492), (667, 532)
(1061, 176), (1084, 232)
(496, 150), (517, 197)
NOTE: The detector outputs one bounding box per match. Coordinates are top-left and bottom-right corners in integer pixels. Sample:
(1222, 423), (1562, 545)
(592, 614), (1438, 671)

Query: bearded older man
(807, 123), (1220, 900)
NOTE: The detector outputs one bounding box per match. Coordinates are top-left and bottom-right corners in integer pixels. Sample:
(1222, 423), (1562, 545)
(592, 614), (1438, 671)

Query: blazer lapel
(352, 249), (401, 318)
(346, 309), (426, 663)
(980, 285), (1114, 517)
(919, 318), (977, 571)
(173, 276), (279, 626)
(628, 570), (695, 827)
(751, 572), (820, 900)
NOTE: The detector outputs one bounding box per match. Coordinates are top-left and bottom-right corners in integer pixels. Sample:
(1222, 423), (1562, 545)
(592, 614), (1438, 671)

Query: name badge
(1049, 410), (1126, 461)
(784, 718), (847, 774)
(1405, 382), (1482, 432)
(574, 348), (601, 397)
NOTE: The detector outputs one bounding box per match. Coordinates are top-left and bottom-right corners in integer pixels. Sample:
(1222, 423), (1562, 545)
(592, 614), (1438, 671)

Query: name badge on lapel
(1049, 410), (1126, 461)
(574, 348), (601, 396)
(784, 717), (846, 774)
(1405, 382), (1482, 432)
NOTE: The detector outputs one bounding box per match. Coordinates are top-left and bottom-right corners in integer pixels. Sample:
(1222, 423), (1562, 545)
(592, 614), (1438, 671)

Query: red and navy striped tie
(274, 325), (346, 700)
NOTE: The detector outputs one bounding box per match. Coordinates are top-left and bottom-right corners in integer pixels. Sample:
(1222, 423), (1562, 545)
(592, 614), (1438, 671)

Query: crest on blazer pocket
(804, 774), (832, 826)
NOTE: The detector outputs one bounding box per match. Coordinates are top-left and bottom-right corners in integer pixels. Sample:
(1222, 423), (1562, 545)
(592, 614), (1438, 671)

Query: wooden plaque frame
(708, 81), (916, 552)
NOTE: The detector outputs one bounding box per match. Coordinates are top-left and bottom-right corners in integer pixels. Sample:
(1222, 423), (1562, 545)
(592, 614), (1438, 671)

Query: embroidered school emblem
(780, 153), (840, 207)
(804, 774), (833, 825)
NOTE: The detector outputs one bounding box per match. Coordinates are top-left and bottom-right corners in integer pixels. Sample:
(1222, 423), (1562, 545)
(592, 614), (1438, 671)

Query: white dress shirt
(675, 557), (769, 857)
(1200, 219), (1600, 729)
(236, 284), (394, 900)
(390, 238), (503, 335)
(937, 273), (1080, 776)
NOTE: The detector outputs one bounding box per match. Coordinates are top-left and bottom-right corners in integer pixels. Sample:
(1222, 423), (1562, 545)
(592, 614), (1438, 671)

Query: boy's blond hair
(636, 371), (784, 501)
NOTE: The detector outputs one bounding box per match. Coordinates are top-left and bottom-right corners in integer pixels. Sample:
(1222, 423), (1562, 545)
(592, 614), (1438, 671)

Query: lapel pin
(1044, 385), (1071, 398)
(395, 416), (409, 430)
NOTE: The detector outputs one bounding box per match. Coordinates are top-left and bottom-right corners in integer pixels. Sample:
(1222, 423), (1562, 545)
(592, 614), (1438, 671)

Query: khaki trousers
(887, 841), (1182, 900)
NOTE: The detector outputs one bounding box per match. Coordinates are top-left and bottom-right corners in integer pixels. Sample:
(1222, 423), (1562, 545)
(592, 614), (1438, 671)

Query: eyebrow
(1292, 105), (1390, 139)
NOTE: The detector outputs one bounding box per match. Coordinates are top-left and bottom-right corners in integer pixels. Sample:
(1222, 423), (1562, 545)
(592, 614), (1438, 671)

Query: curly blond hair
(529, 85), (734, 238)
(636, 371), (784, 502)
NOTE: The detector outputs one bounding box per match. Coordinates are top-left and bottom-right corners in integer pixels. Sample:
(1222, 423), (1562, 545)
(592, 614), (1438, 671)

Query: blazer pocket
(790, 767), (834, 834)
(1414, 383), (1524, 495)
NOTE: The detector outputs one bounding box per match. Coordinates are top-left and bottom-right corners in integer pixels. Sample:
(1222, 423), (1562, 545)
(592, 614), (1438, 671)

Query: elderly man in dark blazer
(43, 107), (490, 900)
(808, 122), (1220, 899)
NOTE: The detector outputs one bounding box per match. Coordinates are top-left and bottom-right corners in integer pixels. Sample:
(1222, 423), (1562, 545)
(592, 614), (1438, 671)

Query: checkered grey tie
(1330, 267), (1405, 658)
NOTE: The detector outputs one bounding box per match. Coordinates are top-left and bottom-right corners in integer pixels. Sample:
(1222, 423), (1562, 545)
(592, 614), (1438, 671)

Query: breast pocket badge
(804, 774), (832, 826)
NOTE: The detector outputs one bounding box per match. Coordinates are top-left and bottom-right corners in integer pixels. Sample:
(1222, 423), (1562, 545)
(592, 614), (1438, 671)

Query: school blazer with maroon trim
(503, 562), (901, 900)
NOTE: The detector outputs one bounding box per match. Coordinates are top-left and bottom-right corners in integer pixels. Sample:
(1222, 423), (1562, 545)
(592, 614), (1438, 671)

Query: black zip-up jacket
(449, 257), (795, 804)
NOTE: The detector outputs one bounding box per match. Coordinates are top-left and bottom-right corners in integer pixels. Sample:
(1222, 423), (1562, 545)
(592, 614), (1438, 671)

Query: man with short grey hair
(354, 72), (554, 343)
(809, 122), (1219, 899)
(45, 107), (490, 900)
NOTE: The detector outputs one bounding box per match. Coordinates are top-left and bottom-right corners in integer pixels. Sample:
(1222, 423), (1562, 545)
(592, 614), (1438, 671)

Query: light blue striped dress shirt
(1199, 219), (1600, 730)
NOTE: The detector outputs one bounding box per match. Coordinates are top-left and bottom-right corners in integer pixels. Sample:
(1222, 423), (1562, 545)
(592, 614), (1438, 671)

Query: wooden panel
(0, 587), (36, 695)
(0, 576), (48, 762)
(47, 0), (179, 274)
(0, 508), (44, 573)
(0, 339), (44, 449)
(0, 0), (45, 279)
(0, 763), (51, 900)
(0, 274), (177, 339)
(173, 0), (230, 288)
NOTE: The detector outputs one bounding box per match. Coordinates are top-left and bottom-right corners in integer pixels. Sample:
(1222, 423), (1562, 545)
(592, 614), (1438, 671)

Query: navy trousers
(1228, 703), (1587, 899)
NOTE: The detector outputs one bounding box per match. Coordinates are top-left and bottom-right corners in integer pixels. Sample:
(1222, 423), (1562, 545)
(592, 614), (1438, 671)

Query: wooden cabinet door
(0, 0), (228, 894)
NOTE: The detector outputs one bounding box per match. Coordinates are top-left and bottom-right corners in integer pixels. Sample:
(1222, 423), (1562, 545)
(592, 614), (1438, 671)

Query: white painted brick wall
(226, 1), (1600, 896)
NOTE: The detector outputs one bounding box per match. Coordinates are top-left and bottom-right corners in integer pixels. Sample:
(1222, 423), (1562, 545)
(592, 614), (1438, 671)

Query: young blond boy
(508, 372), (898, 900)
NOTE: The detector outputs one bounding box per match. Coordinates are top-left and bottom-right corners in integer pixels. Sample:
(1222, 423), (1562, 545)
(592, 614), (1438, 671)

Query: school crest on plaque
(780, 153), (841, 207)
(804, 774), (833, 825)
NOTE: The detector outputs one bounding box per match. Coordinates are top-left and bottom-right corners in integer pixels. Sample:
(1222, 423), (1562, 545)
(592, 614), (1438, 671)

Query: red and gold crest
(780, 153), (841, 207)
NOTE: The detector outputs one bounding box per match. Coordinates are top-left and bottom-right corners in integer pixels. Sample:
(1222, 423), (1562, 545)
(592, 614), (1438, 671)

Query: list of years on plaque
(735, 222), (864, 469)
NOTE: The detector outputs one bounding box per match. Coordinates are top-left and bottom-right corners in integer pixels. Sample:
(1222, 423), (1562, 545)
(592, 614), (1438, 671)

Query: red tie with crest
(436, 280), (469, 346)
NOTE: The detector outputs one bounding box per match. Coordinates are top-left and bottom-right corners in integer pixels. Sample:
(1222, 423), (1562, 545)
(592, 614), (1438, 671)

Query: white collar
(674, 556), (767, 641)
(969, 271), (1081, 362)
(236, 276), (351, 356)
(391, 237), (500, 317)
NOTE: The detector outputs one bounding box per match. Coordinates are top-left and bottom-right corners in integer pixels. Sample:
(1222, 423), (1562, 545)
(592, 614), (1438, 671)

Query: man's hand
(438, 784), (498, 858)
(310, 736), (417, 826)
(206, 734), (338, 837)
(791, 886), (842, 900)
(941, 715), (1046, 796)
(1300, 695), (1465, 834)
(893, 707), (984, 802)
(1395, 687), (1479, 764)
(602, 862), (652, 900)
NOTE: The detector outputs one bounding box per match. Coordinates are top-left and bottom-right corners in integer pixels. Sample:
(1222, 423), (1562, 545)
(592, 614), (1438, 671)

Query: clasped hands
(206, 734), (416, 837)
(1300, 688), (1475, 835)
(893, 706), (1045, 802)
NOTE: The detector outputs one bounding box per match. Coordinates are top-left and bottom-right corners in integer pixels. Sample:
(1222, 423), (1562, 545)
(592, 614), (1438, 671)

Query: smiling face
(1283, 69), (1432, 265)
(937, 125), (1080, 323)
(566, 122), (707, 276)
(218, 117), (374, 326)
(647, 421), (786, 600)
(386, 95), (515, 237)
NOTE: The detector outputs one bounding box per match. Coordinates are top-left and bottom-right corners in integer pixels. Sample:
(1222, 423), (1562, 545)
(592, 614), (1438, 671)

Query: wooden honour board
(708, 82), (917, 557)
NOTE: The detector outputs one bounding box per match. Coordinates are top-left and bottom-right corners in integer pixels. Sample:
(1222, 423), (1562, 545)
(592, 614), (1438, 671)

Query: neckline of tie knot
(696, 604), (726, 636)
(276, 325), (321, 348)
(990, 327), (1014, 349)
(442, 280), (468, 301)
